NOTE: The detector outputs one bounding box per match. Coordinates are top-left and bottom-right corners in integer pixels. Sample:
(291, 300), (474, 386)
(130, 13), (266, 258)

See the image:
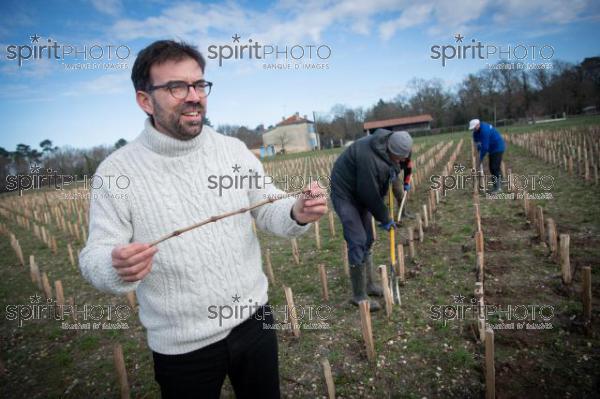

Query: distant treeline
(313, 57), (600, 145)
(0, 139), (127, 193)
(2, 57), (598, 191)
(216, 57), (599, 148)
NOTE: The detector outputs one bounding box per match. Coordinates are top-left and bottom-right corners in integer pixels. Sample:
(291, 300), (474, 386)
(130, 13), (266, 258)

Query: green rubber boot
(349, 263), (382, 312)
(365, 251), (384, 297)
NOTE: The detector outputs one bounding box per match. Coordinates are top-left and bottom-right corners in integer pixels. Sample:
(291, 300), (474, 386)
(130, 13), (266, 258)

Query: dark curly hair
(131, 40), (206, 92)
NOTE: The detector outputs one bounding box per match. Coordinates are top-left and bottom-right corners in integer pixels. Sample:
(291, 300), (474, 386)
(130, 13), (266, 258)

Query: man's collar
(139, 118), (209, 157)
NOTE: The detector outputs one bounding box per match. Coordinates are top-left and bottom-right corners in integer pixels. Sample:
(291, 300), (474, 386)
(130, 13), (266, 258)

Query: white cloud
(497, 0), (589, 24)
(106, 0), (595, 48)
(110, 2), (252, 41)
(0, 57), (59, 79)
(380, 3), (435, 40)
(90, 0), (123, 16)
(63, 72), (131, 96)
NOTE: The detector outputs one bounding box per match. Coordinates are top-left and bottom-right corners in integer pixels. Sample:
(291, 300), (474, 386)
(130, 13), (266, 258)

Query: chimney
(282, 116), (285, 121)
(303, 114), (307, 120)
(295, 112), (299, 117)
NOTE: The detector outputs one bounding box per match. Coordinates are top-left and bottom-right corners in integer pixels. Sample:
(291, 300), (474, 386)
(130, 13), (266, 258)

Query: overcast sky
(1, 0), (599, 151)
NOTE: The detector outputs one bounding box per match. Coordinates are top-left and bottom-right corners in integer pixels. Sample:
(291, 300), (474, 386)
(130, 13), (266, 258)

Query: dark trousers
(489, 151), (503, 186)
(331, 193), (374, 265)
(152, 305), (280, 399)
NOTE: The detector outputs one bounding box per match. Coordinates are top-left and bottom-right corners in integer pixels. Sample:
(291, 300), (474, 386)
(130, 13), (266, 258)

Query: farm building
(364, 114), (433, 134)
(261, 112), (320, 155)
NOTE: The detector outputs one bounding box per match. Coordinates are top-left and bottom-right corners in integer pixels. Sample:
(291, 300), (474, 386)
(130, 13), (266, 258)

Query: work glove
(378, 220), (396, 231)
(403, 183), (410, 192)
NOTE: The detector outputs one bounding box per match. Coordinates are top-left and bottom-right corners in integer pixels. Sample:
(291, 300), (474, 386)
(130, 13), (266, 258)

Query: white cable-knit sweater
(79, 119), (310, 354)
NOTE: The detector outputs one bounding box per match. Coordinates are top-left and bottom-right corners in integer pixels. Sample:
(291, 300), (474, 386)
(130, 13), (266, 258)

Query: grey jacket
(330, 129), (402, 223)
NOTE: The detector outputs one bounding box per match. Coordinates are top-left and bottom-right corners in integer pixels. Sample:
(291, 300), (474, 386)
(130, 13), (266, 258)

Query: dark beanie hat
(387, 130), (413, 158)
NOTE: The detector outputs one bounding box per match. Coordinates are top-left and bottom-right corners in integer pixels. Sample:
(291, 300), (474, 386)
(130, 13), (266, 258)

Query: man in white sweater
(79, 40), (327, 399)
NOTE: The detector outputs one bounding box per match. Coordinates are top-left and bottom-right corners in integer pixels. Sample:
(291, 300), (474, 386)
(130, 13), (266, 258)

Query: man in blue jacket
(469, 119), (506, 193)
(330, 129), (413, 311)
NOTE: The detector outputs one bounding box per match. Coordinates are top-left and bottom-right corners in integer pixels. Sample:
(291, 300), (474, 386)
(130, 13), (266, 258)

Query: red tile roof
(364, 114), (433, 130)
(277, 113), (312, 126)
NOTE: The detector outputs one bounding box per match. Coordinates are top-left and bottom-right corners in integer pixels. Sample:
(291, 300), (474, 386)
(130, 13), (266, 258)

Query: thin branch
(149, 189), (308, 247)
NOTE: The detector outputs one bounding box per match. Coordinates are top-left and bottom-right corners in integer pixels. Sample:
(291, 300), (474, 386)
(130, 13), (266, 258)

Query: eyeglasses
(147, 80), (213, 99)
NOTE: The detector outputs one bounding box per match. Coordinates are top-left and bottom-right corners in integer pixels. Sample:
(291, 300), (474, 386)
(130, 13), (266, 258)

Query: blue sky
(0, 0), (599, 151)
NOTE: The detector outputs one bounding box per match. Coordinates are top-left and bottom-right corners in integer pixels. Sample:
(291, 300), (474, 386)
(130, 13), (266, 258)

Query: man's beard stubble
(152, 100), (205, 141)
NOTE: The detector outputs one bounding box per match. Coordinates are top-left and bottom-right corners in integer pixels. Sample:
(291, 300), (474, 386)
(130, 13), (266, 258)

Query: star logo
(232, 34), (241, 43)
(453, 163), (465, 173)
(30, 293), (41, 303)
(232, 164), (241, 173)
(454, 33), (464, 43)
(232, 294), (241, 303)
(30, 162), (41, 173)
(30, 34), (41, 43)
(452, 294), (466, 303)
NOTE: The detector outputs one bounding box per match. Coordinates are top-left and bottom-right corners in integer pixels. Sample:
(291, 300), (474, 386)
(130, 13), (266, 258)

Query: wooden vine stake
(15, 239), (24, 266)
(416, 213), (424, 243)
(42, 227), (48, 245)
(29, 255), (42, 288)
(283, 286), (300, 338)
(485, 328), (496, 399)
(475, 230), (484, 267)
(476, 252), (485, 284)
(407, 227), (415, 259)
(358, 300), (376, 362)
(41, 272), (52, 300)
(546, 218), (558, 258)
(291, 238), (300, 265)
(126, 292), (136, 310)
(342, 241), (349, 277)
(559, 234), (571, 284)
(54, 280), (65, 306)
(318, 264), (329, 302)
(582, 266), (592, 334)
(427, 195), (434, 224)
(396, 244), (406, 283)
(474, 203), (482, 233)
(321, 358), (336, 399)
(67, 243), (76, 267)
(327, 211), (336, 238)
(264, 248), (275, 284)
(51, 236), (57, 255)
(422, 204), (429, 228)
(314, 220), (321, 250)
(378, 265), (393, 318)
(523, 194), (530, 221)
(536, 206), (545, 239)
(475, 282), (485, 342)
(113, 343), (131, 399)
